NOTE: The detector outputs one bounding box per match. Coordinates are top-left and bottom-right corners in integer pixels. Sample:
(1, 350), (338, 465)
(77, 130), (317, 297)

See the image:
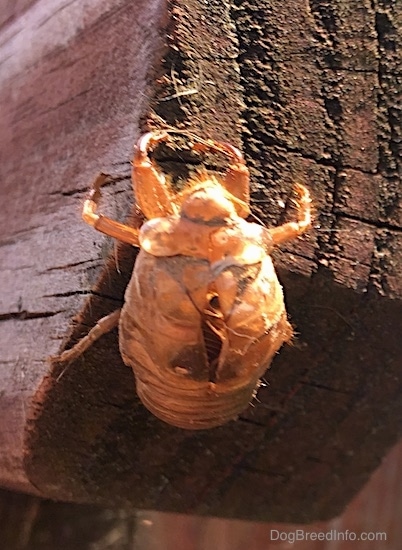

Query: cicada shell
(119, 239), (293, 429)
(64, 131), (311, 429)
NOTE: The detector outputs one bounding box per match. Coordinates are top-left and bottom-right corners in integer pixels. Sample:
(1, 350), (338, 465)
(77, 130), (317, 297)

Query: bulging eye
(139, 217), (180, 256)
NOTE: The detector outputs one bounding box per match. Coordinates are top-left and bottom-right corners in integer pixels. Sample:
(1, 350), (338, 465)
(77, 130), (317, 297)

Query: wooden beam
(1, 0), (401, 522)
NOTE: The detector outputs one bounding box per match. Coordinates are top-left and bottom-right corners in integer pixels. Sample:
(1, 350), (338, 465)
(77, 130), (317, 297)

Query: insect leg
(132, 132), (176, 219)
(269, 183), (312, 245)
(83, 173), (140, 246)
(55, 308), (121, 364)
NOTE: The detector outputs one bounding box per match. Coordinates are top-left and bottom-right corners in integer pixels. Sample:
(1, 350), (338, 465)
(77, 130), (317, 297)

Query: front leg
(132, 132), (176, 219)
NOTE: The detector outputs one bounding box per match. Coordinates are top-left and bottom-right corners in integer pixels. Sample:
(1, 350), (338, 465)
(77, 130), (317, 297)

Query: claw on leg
(132, 131), (251, 219)
(269, 183), (312, 245)
(132, 132), (175, 219)
(83, 173), (140, 246)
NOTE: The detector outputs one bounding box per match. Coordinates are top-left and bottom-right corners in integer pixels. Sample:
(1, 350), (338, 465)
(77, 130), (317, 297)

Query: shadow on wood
(1, 0), (401, 525)
(25, 263), (402, 522)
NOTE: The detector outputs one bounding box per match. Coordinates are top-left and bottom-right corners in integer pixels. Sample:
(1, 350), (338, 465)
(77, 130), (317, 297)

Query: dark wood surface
(0, 0), (401, 523)
(1, 439), (401, 549)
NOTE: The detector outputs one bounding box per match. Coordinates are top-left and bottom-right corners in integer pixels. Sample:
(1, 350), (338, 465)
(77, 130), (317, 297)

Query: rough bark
(0, 0), (401, 523)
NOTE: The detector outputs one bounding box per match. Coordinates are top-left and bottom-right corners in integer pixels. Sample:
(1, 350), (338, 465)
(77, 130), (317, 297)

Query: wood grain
(0, 0), (401, 523)
(0, 0), (166, 492)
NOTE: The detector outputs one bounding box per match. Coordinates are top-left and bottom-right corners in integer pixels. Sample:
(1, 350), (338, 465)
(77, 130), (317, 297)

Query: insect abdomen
(119, 250), (291, 429)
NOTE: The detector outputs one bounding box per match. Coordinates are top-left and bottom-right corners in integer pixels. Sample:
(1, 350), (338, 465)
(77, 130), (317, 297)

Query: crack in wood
(43, 290), (123, 303)
(0, 310), (65, 322)
(40, 259), (101, 273)
(336, 212), (402, 233)
(299, 380), (355, 396)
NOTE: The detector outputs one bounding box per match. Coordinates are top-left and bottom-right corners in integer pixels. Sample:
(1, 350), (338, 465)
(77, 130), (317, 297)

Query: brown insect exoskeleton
(58, 130), (311, 429)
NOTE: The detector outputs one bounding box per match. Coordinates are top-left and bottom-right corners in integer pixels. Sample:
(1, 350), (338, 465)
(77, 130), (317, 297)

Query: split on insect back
(58, 130), (312, 429)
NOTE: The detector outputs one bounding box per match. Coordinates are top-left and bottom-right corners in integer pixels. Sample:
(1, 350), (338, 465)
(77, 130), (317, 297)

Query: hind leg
(55, 308), (121, 364)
